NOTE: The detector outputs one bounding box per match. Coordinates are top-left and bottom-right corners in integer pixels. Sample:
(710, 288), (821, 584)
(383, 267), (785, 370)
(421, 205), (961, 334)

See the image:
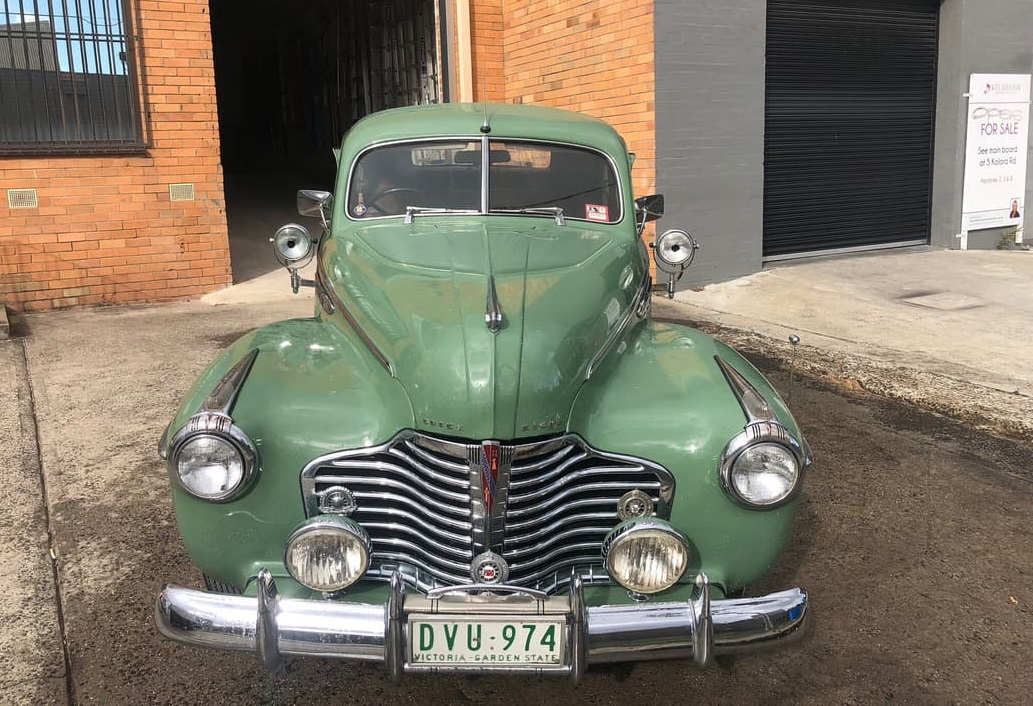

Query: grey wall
(654, 0), (767, 286)
(932, 0), (1033, 249)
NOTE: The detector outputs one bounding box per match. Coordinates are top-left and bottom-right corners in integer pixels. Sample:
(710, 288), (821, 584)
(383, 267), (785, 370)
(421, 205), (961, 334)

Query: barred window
(0, 0), (144, 154)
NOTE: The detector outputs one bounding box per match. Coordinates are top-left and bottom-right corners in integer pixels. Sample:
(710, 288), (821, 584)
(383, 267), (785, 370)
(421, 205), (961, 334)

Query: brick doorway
(208, 0), (440, 284)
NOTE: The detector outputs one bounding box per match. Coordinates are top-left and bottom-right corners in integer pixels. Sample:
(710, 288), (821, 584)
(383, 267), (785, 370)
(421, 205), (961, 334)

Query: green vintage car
(156, 103), (811, 680)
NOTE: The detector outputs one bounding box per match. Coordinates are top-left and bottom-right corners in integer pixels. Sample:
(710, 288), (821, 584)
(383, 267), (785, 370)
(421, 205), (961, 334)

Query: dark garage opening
(763, 0), (939, 258)
(209, 0), (440, 282)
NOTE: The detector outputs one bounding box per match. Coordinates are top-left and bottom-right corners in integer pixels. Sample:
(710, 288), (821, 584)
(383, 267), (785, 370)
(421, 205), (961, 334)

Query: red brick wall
(470, 0), (505, 102)
(0, 0), (230, 312)
(469, 0), (656, 208)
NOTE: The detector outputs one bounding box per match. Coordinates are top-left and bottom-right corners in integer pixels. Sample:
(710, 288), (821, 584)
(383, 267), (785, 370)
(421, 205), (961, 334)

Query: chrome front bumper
(156, 570), (808, 681)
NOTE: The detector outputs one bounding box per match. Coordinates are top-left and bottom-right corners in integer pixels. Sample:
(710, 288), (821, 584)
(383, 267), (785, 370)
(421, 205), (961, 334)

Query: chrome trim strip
(202, 348), (259, 415)
(691, 573), (713, 667)
(157, 423), (171, 461)
(344, 137), (626, 225)
(480, 131), (490, 213)
(504, 483), (656, 527)
(329, 457), (470, 493)
(506, 557), (610, 588)
(506, 498), (647, 532)
(318, 260), (395, 377)
(358, 510), (471, 545)
(155, 572), (808, 674)
(587, 275), (651, 379)
(714, 356), (775, 424)
(256, 569), (282, 669)
(386, 572), (405, 684)
(401, 440), (470, 474)
(507, 540), (603, 571)
(569, 572), (587, 684)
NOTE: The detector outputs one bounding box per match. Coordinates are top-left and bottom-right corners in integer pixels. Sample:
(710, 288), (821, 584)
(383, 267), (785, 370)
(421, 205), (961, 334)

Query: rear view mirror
(634, 194), (664, 234)
(297, 189), (333, 229)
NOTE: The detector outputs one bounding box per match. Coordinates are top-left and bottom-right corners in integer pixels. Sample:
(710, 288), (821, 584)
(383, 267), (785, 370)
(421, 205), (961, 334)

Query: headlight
(167, 413), (257, 502)
(285, 518), (371, 592)
(730, 443), (800, 506)
(176, 435), (244, 498)
(602, 519), (690, 595)
(720, 422), (804, 509)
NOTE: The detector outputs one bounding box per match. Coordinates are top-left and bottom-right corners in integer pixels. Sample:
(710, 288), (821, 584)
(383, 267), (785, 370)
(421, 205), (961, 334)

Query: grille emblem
(469, 439), (514, 555)
(617, 489), (654, 520)
(472, 551), (509, 584)
(480, 441), (501, 512)
(317, 486), (357, 516)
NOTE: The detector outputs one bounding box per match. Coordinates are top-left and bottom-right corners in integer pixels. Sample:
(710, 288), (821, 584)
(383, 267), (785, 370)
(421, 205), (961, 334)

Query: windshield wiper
(492, 207), (566, 226)
(403, 206), (479, 223)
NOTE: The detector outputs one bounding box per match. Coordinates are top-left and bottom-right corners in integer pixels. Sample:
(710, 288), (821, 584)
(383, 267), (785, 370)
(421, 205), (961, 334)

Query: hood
(321, 217), (645, 440)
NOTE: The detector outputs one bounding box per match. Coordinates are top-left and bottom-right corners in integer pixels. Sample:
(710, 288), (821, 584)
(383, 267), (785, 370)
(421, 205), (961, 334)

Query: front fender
(164, 316), (414, 588)
(569, 320), (806, 591)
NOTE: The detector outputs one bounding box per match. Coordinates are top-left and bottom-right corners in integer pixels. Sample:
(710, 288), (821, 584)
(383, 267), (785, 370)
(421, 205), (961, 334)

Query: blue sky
(3, 0), (127, 74)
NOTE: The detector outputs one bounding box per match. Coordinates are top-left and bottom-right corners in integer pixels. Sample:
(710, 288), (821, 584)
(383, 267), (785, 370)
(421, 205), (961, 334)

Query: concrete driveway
(2, 292), (1032, 704)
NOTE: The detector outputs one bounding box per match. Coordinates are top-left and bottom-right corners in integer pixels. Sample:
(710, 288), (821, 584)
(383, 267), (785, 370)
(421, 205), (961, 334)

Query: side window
(0, 0), (144, 154)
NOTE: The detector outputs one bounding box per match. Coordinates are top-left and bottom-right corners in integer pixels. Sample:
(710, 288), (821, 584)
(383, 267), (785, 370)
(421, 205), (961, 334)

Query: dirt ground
(8, 299), (1033, 705)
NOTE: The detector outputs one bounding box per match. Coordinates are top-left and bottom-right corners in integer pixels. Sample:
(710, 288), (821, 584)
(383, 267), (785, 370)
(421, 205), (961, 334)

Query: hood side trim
(714, 356), (775, 424)
(202, 348), (259, 416)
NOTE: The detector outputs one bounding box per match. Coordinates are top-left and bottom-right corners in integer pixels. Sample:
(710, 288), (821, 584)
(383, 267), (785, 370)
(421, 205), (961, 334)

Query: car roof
(341, 103), (629, 157)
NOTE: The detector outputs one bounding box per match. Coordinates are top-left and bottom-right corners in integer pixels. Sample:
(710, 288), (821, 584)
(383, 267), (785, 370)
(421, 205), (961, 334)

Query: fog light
(602, 519), (690, 594)
(284, 518), (371, 592)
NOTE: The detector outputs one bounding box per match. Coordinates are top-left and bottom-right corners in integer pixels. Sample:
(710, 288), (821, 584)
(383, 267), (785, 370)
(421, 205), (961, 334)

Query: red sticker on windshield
(586, 204), (609, 222)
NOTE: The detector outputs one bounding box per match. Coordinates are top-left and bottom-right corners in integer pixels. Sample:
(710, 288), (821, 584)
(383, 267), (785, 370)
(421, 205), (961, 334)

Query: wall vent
(169, 183), (196, 202)
(8, 188), (38, 210)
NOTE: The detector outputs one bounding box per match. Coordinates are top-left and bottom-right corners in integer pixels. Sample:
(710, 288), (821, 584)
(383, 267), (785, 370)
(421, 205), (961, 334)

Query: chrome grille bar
(301, 431), (674, 594)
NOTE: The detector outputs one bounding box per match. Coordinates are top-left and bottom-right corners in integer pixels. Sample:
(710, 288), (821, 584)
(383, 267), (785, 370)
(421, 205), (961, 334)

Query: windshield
(347, 139), (621, 223)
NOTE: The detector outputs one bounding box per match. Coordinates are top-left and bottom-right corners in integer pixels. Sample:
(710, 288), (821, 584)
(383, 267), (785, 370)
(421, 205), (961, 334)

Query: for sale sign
(962, 74), (1030, 231)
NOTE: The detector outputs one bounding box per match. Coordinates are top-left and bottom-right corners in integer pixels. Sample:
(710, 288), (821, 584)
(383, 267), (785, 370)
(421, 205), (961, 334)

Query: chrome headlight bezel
(284, 517), (372, 593)
(602, 518), (691, 595)
(166, 412), (257, 503)
(719, 421), (807, 510)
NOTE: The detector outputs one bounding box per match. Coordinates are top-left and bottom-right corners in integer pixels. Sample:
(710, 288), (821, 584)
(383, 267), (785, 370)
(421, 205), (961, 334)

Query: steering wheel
(365, 187), (419, 215)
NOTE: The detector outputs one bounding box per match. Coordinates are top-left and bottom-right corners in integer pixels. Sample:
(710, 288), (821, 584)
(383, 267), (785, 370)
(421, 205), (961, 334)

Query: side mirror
(297, 189), (333, 229)
(634, 194), (664, 234)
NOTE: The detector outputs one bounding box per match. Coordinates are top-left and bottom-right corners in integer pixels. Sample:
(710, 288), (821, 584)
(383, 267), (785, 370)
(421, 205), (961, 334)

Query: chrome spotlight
(651, 228), (699, 299)
(272, 223), (315, 267)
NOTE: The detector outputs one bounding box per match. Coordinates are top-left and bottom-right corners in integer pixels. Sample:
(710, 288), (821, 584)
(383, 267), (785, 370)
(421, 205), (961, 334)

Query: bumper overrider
(155, 570), (808, 681)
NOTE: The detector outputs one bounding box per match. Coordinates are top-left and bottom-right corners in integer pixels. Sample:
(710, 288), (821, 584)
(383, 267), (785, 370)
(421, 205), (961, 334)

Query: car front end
(155, 103), (811, 679)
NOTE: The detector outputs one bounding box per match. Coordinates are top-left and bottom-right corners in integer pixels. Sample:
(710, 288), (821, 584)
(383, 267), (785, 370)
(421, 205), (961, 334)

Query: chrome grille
(301, 432), (674, 594)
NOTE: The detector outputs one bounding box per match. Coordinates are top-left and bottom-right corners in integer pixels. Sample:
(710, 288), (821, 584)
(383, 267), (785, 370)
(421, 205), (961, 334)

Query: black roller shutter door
(763, 0), (939, 257)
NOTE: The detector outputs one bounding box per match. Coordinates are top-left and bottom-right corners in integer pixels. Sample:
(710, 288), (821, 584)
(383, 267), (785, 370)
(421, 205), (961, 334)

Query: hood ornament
(485, 275), (503, 333)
